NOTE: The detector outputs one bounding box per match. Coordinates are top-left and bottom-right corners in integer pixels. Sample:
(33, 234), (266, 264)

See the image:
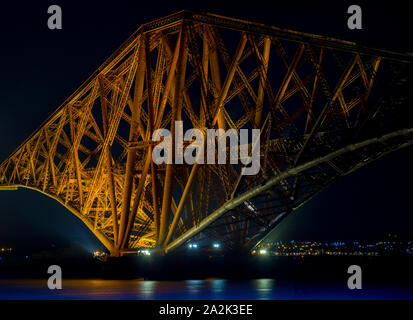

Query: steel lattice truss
(1, 11), (413, 256)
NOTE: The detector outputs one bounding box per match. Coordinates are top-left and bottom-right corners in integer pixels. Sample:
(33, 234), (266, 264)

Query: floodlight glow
(138, 249), (151, 256)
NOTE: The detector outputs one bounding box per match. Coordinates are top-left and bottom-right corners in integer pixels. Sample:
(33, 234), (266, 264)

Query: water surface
(0, 278), (411, 300)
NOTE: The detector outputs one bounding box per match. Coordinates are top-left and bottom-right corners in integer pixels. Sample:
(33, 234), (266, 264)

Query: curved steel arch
(0, 184), (114, 252)
(166, 127), (413, 253)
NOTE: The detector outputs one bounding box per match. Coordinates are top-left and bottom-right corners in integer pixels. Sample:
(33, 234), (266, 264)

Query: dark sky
(0, 1), (412, 253)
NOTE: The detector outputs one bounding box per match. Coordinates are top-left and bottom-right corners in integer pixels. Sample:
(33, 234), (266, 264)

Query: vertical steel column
(117, 37), (146, 250)
(158, 24), (188, 247)
(254, 37), (271, 128)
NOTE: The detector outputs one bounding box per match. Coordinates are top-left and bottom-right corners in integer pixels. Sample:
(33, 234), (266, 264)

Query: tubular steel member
(165, 127), (413, 253)
(1, 11), (413, 257)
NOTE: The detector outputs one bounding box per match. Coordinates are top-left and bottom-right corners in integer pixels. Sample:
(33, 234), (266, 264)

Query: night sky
(0, 1), (412, 254)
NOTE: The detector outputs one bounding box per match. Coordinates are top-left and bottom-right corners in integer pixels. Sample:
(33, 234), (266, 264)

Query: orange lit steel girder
(1, 11), (413, 256)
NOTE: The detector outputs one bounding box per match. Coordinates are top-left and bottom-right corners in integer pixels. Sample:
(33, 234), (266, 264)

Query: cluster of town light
(250, 238), (413, 257)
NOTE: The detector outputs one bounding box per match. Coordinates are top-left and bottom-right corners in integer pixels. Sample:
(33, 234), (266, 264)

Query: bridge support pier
(109, 249), (121, 258)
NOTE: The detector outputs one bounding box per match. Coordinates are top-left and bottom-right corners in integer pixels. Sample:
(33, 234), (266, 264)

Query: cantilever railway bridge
(1, 11), (413, 256)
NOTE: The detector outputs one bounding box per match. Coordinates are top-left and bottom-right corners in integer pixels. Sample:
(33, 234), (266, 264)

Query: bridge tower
(1, 11), (413, 256)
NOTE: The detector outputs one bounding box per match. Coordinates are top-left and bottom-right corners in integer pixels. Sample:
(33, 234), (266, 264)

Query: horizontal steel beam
(0, 186), (18, 191)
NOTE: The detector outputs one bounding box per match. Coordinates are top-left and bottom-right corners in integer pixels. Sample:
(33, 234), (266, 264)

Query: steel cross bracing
(1, 11), (413, 256)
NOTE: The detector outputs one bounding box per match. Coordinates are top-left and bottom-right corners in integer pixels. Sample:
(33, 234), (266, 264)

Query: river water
(0, 278), (412, 300)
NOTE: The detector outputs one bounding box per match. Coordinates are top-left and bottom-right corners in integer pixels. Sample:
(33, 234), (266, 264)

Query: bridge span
(1, 11), (413, 257)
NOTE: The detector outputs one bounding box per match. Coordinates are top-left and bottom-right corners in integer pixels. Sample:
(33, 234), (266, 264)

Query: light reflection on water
(254, 279), (275, 300)
(0, 278), (411, 300)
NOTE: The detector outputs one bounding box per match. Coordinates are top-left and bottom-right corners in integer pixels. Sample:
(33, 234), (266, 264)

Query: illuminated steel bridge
(1, 11), (413, 257)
